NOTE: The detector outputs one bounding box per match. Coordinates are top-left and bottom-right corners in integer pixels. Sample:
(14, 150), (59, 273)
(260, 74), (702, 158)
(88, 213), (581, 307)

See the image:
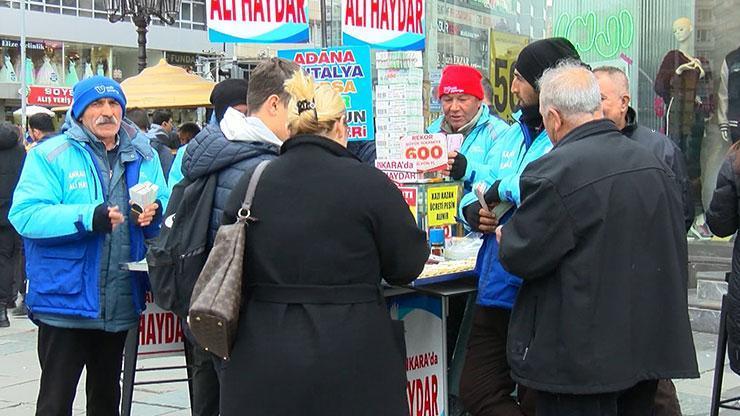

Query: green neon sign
(554, 9), (635, 59)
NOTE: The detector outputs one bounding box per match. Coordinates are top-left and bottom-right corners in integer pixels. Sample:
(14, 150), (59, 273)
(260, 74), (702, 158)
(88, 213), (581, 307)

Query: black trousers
(0, 227), (19, 306)
(36, 323), (128, 416)
(536, 380), (658, 416)
(459, 305), (535, 416)
(183, 331), (221, 416)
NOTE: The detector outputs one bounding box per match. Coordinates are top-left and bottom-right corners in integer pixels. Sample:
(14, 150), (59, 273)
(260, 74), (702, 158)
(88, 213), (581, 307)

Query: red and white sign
(27, 86), (73, 107)
(401, 133), (448, 172)
(376, 159), (420, 183)
(137, 292), (185, 358)
(398, 186), (418, 221)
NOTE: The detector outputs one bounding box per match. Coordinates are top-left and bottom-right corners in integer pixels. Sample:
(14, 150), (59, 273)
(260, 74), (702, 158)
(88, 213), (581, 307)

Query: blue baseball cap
(71, 76), (127, 119)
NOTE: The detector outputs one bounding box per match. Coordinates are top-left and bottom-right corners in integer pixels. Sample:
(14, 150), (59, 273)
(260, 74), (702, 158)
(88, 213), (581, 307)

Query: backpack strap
(237, 160), (271, 222)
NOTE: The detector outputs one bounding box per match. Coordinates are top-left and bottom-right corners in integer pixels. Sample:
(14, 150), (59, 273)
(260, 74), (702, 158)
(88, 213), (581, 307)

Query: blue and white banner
(341, 0), (425, 51)
(207, 0), (309, 43)
(278, 46), (375, 141)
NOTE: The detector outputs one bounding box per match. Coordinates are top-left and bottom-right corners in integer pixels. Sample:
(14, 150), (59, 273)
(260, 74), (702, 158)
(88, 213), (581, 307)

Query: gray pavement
(1, 312), (740, 415)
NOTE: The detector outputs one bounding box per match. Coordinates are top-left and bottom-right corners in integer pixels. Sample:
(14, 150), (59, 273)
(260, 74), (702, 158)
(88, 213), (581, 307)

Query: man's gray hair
(538, 60), (602, 120)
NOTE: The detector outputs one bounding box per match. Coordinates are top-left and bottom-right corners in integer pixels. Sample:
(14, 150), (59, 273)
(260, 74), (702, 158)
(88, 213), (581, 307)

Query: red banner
(27, 86), (73, 107)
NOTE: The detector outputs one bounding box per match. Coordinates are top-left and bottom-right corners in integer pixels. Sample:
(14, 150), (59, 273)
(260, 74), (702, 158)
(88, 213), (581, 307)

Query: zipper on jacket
(523, 297), (537, 361)
(90, 167), (98, 200)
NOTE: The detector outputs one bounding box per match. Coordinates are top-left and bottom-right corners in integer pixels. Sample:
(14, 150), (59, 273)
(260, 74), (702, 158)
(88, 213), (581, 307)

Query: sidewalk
(1, 312), (740, 415)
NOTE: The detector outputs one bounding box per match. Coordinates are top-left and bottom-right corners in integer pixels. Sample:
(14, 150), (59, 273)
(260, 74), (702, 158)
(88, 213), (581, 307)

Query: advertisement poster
(137, 292), (185, 358)
(427, 185), (459, 227)
(341, 0), (426, 50)
(388, 293), (446, 416)
(401, 133), (448, 172)
(207, 0), (309, 43)
(27, 86), (73, 107)
(279, 46), (374, 141)
(398, 186), (418, 221)
(489, 30), (529, 122)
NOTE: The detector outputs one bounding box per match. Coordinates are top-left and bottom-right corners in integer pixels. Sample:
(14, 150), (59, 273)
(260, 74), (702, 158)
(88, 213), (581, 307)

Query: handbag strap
(237, 160), (271, 222)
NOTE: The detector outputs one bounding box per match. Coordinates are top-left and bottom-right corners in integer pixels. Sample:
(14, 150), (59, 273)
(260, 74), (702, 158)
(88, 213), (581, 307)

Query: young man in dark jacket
(0, 122), (25, 327)
(179, 58), (299, 416)
(130, 109), (175, 182)
(497, 62), (698, 415)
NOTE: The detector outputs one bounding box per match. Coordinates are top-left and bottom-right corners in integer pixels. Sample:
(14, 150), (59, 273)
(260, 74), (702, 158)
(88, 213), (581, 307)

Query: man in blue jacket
(455, 38), (581, 416)
(9, 76), (169, 415)
(427, 65), (509, 194)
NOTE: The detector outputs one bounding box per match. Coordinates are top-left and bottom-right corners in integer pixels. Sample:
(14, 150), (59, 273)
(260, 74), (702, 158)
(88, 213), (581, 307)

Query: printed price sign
(426, 185), (459, 227)
(401, 133), (447, 172)
(138, 292), (185, 358)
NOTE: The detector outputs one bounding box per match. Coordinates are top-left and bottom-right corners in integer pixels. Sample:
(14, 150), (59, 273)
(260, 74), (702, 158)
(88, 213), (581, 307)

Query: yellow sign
(489, 31), (530, 123)
(427, 185), (459, 227)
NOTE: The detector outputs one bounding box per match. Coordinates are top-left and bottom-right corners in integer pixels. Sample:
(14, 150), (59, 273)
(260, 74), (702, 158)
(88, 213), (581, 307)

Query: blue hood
(183, 122), (280, 180)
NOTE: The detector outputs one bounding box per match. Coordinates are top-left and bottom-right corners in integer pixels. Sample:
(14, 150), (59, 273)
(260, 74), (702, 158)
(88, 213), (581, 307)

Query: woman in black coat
(219, 70), (429, 415)
(706, 143), (740, 374)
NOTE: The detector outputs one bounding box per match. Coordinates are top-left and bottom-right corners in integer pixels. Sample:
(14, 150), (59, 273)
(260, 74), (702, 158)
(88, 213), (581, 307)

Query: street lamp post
(106, 0), (182, 73)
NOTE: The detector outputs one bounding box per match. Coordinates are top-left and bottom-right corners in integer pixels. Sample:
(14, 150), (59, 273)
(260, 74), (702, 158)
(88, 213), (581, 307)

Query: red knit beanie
(438, 65), (484, 100)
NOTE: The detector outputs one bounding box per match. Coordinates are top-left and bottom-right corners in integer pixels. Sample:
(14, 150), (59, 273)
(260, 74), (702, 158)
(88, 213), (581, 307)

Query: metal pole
(134, 14), (149, 73)
(20, 0), (27, 133)
(319, 0), (327, 48)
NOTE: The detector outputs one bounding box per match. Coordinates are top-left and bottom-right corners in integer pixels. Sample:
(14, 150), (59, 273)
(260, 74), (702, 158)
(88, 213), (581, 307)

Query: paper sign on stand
(388, 293), (446, 416)
(398, 186), (418, 221)
(427, 185), (459, 227)
(137, 292), (185, 358)
(279, 46), (374, 141)
(401, 133), (448, 172)
(207, 0), (309, 43)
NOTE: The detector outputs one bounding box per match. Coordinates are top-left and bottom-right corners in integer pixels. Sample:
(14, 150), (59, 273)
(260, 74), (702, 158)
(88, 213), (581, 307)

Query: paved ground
(2, 313), (740, 415)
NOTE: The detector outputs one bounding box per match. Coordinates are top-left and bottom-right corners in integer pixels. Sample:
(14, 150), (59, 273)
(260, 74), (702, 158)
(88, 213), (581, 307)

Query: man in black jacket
(0, 123), (25, 327)
(497, 62), (699, 415)
(594, 66), (694, 234)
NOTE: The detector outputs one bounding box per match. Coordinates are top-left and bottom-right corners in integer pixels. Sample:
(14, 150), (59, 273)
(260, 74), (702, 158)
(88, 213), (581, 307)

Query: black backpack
(146, 174), (218, 318)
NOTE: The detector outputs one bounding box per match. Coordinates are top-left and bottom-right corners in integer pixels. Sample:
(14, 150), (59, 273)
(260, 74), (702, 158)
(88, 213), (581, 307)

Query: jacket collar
(554, 119), (619, 150)
(281, 134), (360, 161)
(61, 109), (154, 163)
(621, 107), (638, 136)
(427, 103), (494, 136)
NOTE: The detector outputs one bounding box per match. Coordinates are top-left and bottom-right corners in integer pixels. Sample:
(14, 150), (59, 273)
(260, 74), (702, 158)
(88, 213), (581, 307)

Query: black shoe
(0, 307), (9, 328)
(11, 301), (27, 317)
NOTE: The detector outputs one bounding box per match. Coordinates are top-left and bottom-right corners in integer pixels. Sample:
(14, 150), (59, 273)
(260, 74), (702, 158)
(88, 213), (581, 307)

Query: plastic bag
(444, 232), (483, 260)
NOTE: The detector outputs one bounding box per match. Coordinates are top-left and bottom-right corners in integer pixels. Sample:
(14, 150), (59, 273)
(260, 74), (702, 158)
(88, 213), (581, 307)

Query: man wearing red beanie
(427, 65), (509, 194)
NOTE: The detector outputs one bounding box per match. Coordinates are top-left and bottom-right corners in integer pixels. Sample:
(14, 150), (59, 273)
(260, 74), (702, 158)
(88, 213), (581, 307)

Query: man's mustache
(95, 116), (118, 125)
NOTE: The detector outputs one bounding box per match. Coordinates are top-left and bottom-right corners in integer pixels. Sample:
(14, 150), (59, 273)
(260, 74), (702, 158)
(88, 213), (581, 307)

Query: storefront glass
(419, 0), (740, 234)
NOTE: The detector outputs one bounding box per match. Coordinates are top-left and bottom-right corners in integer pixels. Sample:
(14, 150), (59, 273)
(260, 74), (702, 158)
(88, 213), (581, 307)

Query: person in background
(481, 75), (496, 115)
(177, 122), (200, 147)
(595, 66), (693, 233)
(149, 109), (179, 150)
(0, 122), (25, 327)
(457, 37), (581, 416)
(179, 60), (298, 416)
(219, 67), (428, 416)
(428, 64), (509, 194)
(27, 113), (56, 144)
(167, 122), (201, 190)
(498, 61), (698, 416)
(131, 108), (174, 182)
(9, 76), (169, 415)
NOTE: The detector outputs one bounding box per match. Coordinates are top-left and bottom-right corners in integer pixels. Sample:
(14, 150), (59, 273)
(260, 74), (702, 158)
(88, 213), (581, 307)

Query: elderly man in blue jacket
(455, 38), (581, 416)
(9, 76), (169, 415)
(427, 64), (509, 194)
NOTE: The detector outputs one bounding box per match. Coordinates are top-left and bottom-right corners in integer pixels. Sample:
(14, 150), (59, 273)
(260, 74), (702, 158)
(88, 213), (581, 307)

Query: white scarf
(219, 107), (283, 148)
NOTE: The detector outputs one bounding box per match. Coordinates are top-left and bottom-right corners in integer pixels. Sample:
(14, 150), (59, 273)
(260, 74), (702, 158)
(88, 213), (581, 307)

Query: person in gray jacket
(595, 66), (694, 233)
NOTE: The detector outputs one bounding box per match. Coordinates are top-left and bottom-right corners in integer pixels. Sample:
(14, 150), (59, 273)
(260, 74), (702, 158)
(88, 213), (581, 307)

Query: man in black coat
(0, 122), (25, 327)
(497, 62), (699, 415)
(595, 66), (694, 233)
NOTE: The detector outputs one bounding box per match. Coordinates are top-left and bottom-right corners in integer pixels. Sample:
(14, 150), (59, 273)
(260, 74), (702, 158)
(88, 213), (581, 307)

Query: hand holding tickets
(129, 182), (159, 227)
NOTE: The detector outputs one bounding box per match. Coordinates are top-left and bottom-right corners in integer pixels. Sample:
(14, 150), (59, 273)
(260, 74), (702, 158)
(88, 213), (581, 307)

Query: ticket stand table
(119, 258), (478, 416)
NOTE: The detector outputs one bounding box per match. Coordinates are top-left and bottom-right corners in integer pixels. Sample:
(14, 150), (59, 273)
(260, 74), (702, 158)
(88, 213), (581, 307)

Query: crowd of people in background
(1, 36), (734, 416)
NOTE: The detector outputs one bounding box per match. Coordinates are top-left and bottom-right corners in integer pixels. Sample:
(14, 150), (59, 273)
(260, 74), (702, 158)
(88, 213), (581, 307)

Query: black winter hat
(210, 78), (249, 123)
(514, 38), (581, 90)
